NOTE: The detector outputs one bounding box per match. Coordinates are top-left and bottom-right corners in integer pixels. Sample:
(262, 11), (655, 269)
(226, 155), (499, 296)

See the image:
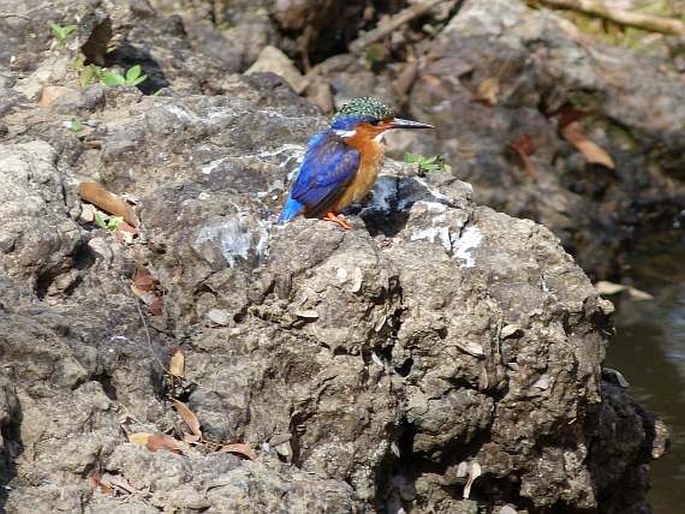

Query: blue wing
(289, 131), (360, 218)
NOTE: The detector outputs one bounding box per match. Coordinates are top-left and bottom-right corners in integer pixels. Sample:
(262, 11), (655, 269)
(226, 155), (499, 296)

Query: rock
(246, 45), (307, 93)
(0, 141), (83, 295)
(407, 0), (685, 279)
(206, 308), (230, 326)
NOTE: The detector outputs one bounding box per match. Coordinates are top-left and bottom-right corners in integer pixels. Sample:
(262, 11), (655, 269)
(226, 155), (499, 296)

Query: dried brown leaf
(128, 432), (152, 445)
(113, 221), (139, 244)
(107, 475), (138, 495)
(510, 135), (538, 179)
(561, 121), (615, 169)
(131, 265), (162, 313)
(510, 134), (535, 156)
(132, 266), (155, 291)
(88, 470), (113, 495)
(129, 432), (183, 454)
(169, 347), (185, 378)
(473, 77), (500, 106)
(217, 443), (257, 461)
(147, 296), (164, 316)
(170, 398), (202, 440)
(79, 182), (139, 227)
(557, 107), (585, 129)
(146, 433), (184, 454)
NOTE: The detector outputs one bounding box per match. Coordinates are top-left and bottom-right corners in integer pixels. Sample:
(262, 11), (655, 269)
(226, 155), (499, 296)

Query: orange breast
(331, 126), (385, 213)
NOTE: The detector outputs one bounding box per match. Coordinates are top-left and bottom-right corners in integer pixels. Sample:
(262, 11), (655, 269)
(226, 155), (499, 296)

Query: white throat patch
(334, 129), (357, 138)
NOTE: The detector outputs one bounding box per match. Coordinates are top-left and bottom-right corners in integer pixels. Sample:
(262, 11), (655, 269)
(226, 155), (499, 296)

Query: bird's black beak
(389, 117), (434, 130)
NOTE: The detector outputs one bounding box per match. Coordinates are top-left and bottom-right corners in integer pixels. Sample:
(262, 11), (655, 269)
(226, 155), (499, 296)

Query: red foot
(323, 212), (353, 230)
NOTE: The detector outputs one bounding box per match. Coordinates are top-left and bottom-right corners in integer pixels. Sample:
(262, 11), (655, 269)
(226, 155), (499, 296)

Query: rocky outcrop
(403, 0), (685, 280)
(0, 0), (668, 512)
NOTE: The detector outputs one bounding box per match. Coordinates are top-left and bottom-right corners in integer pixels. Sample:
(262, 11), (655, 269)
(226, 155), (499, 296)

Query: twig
(0, 12), (29, 19)
(133, 295), (167, 373)
(349, 0), (449, 54)
(538, 0), (685, 35)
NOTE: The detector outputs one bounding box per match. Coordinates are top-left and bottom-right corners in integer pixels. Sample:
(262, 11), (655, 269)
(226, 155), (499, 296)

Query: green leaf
(403, 152), (422, 164)
(71, 53), (86, 70)
(50, 23), (76, 43)
(106, 216), (124, 231)
(125, 65), (141, 82)
(128, 74), (147, 86)
(94, 211), (108, 229)
(62, 25), (77, 38)
(100, 70), (126, 87)
(49, 23), (62, 38)
(79, 64), (98, 88)
(404, 152), (451, 174)
(123, 65), (147, 86)
(69, 117), (84, 134)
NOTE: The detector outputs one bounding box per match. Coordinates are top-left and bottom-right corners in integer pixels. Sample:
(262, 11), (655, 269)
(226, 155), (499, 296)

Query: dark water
(605, 226), (685, 514)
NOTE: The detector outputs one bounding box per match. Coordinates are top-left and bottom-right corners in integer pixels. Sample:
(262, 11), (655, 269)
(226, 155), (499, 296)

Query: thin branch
(133, 295), (167, 373)
(539, 0), (685, 35)
(349, 0), (451, 54)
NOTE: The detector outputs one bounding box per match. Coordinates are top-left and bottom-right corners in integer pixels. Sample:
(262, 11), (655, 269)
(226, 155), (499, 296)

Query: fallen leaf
(147, 296), (164, 316)
(128, 432), (183, 454)
(169, 347), (185, 378)
(510, 135), (537, 179)
(113, 221), (138, 244)
(88, 470), (113, 495)
(133, 266), (155, 290)
(217, 443), (257, 461)
(557, 107), (585, 129)
(561, 121), (615, 169)
(473, 77), (500, 106)
(627, 286), (654, 301)
(79, 182), (140, 227)
(463, 461), (481, 499)
(595, 280), (627, 295)
(130, 285), (157, 306)
(170, 398), (202, 442)
(146, 433), (184, 454)
(128, 432), (152, 445)
(106, 475), (138, 495)
(131, 266), (162, 310)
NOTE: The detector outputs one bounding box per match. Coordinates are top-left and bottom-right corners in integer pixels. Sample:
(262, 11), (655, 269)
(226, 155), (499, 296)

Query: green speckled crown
(332, 97), (395, 123)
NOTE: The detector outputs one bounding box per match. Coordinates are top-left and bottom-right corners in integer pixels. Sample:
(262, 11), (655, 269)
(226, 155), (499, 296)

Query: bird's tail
(278, 195), (304, 224)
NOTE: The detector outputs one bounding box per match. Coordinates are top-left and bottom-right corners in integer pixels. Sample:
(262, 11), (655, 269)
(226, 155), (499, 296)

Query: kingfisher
(278, 97), (433, 230)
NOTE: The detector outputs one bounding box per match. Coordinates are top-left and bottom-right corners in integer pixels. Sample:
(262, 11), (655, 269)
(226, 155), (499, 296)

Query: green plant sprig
(50, 23), (77, 47)
(404, 152), (452, 175)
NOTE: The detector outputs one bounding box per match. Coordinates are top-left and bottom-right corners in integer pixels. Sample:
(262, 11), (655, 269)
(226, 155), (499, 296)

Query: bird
(278, 97), (433, 230)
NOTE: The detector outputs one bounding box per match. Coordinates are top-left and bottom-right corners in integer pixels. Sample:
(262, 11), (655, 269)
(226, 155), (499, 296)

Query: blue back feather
(279, 130), (360, 221)
(278, 195), (304, 224)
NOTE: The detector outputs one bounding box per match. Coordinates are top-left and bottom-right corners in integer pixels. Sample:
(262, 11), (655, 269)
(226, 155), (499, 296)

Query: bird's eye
(370, 120), (380, 126)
